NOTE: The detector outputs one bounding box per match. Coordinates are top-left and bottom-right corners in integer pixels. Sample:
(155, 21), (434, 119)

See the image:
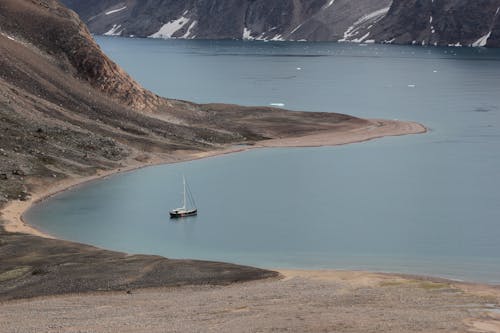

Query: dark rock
(19, 192), (31, 201)
(11, 169), (25, 176)
(370, 0), (500, 47)
(61, 0), (500, 47)
(61, 0), (391, 42)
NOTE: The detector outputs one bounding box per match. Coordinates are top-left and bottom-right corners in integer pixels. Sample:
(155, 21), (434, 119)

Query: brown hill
(0, 0), (365, 207)
(0, 0), (376, 298)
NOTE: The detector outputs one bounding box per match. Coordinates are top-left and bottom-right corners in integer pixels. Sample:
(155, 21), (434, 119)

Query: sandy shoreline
(1, 118), (426, 238)
(2, 119), (500, 332)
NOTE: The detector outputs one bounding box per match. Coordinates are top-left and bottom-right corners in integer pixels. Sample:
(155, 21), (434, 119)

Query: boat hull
(170, 209), (198, 218)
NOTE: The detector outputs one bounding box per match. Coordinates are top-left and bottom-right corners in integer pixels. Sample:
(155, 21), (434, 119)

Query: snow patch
(352, 32), (370, 43)
(339, 7), (390, 42)
(429, 16), (435, 34)
(105, 6), (127, 15)
(104, 24), (122, 36)
(324, 0), (336, 9)
(243, 27), (254, 40)
(289, 23), (304, 35)
(149, 16), (190, 39)
(472, 31), (491, 47)
(181, 21), (197, 39)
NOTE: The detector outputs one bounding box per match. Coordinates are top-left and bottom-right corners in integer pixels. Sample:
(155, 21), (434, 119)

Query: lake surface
(26, 38), (500, 283)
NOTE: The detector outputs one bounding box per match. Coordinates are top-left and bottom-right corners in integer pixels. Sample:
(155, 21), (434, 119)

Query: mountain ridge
(61, 0), (500, 47)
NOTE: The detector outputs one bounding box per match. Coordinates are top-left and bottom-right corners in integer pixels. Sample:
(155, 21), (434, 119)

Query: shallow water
(26, 39), (500, 283)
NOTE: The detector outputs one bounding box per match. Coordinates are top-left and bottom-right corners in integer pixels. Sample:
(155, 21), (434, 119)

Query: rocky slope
(372, 0), (500, 47)
(62, 0), (500, 47)
(0, 0), (374, 298)
(1, 0), (366, 208)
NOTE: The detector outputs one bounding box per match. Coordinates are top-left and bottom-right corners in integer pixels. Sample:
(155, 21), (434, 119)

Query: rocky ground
(0, 2), (499, 332)
(1, 270), (499, 333)
(0, 0), (379, 300)
(0, 224), (277, 301)
(0, 0), (367, 211)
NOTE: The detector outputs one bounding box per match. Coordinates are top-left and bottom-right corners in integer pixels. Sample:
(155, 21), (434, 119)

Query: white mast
(182, 175), (187, 209)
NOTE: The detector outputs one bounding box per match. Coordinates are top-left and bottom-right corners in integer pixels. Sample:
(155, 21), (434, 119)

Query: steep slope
(0, 0), (425, 300)
(370, 0), (500, 47)
(62, 0), (500, 47)
(0, 0), (369, 207)
(60, 0), (392, 41)
(0, 0), (375, 298)
(0, 0), (159, 110)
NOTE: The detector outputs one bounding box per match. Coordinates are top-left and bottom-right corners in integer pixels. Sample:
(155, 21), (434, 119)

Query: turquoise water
(26, 39), (500, 283)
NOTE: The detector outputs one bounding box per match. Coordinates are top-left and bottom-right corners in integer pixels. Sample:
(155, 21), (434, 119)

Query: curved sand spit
(2, 119), (425, 237)
(1, 120), (500, 332)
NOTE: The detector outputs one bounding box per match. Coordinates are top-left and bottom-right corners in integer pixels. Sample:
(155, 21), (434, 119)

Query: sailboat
(170, 175), (197, 218)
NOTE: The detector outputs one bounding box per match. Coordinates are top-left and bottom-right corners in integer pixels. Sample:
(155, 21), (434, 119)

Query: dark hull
(170, 209), (198, 218)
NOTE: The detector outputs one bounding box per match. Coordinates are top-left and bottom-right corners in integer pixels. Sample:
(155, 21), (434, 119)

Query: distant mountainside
(61, 0), (500, 47)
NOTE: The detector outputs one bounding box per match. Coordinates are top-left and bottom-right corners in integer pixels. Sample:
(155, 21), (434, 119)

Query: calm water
(26, 38), (500, 283)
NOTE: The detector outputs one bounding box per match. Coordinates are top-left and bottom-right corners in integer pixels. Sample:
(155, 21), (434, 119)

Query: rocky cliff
(372, 0), (500, 47)
(62, 0), (500, 47)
